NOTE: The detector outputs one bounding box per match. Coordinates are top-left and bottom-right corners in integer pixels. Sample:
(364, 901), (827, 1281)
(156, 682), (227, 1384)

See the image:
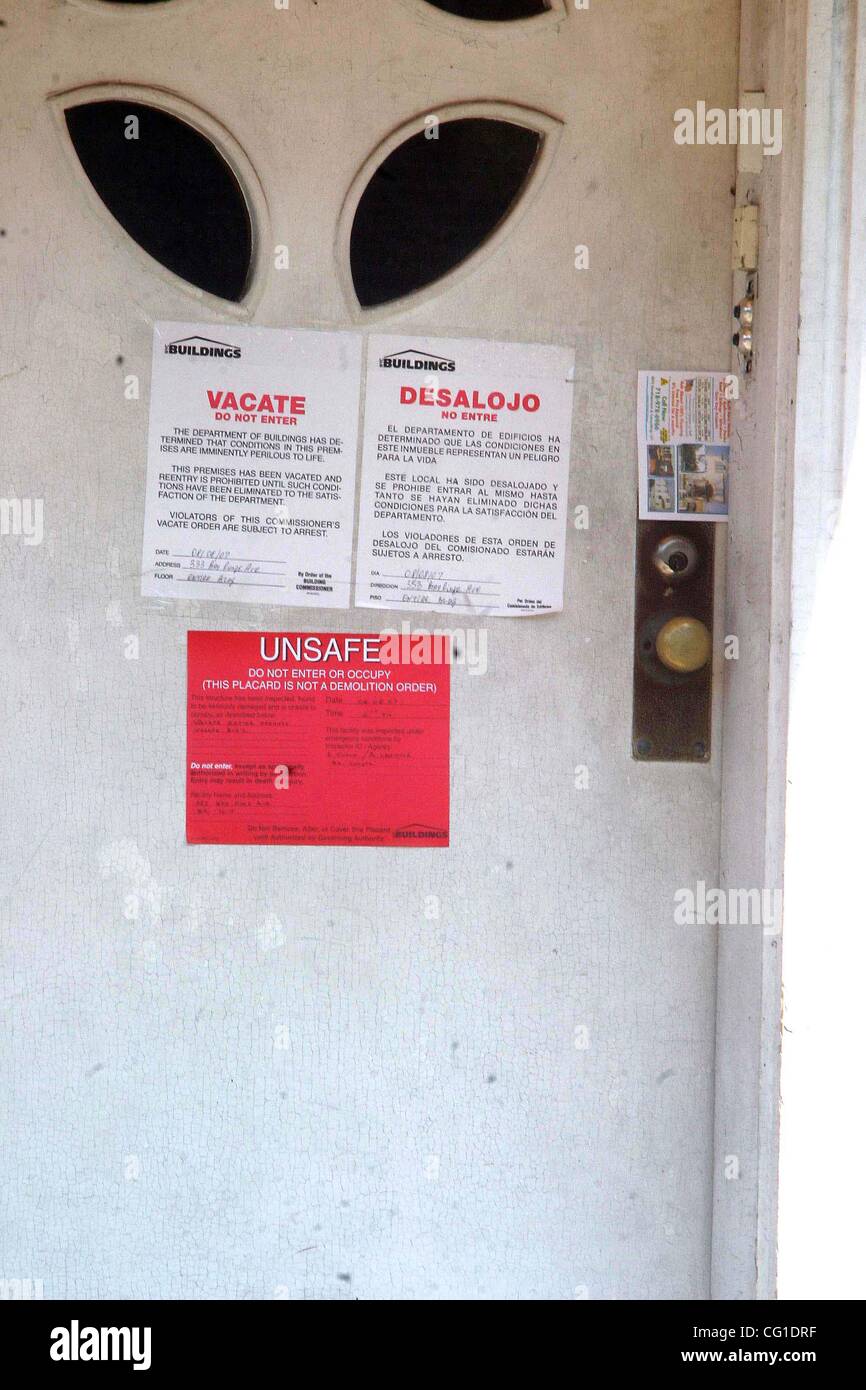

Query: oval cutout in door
(350, 116), (541, 307)
(64, 100), (252, 302)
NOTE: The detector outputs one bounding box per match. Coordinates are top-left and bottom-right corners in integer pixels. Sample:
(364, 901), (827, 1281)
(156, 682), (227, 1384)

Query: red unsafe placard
(187, 631), (450, 846)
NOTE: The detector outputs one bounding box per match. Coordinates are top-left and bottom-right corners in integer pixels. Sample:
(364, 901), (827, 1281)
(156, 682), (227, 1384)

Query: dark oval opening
(350, 117), (541, 307)
(424, 1), (549, 19)
(65, 101), (252, 302)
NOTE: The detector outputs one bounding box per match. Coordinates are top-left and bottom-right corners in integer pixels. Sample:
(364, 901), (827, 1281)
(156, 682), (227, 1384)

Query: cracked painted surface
(0, 0), (736, 1298)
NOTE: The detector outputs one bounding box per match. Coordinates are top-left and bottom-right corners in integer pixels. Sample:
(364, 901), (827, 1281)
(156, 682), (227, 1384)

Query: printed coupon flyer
(186, 631), (450, 846)
(354, 334), (575, 616)
(637, 370), (732, 520)
(141, 323), (362, 607)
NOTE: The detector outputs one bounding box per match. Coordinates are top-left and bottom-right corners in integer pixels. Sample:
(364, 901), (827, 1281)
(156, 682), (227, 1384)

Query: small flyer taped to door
(187, 631), (450, 846)
(355, 335), (575, 616)
(141, 323), (362, 607)
(638, 370), (732, 521)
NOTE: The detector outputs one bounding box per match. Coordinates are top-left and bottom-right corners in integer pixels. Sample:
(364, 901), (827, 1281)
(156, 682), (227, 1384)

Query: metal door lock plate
(632, 520), (715, 762)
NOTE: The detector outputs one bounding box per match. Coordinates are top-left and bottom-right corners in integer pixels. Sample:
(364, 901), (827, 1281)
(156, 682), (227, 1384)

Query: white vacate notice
(141, 322), (362, 607)
(355, 335), (575, 617)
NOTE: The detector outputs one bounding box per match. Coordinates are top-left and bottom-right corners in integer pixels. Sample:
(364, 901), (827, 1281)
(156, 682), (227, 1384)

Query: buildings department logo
(379, 348), (455, 371)
(164, 335), (241, 359)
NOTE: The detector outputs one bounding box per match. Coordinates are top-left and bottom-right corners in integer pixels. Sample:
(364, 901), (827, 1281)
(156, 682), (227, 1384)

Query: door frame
(711, 0), (805, 1300)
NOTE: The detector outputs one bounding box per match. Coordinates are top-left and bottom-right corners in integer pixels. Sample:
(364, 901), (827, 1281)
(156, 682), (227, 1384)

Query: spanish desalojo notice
(355, 335), (575, 616)
(141, 323), (362, 606)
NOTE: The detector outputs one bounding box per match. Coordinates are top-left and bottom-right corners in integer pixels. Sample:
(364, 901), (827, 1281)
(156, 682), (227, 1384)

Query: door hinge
(732, 204), (759, 272)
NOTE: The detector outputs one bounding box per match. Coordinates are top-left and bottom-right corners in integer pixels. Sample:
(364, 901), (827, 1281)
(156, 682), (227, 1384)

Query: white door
(1, 0), (739, 1299)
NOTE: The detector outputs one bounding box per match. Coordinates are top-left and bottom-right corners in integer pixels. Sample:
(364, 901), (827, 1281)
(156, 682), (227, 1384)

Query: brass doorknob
(655, 616), (711, 673)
